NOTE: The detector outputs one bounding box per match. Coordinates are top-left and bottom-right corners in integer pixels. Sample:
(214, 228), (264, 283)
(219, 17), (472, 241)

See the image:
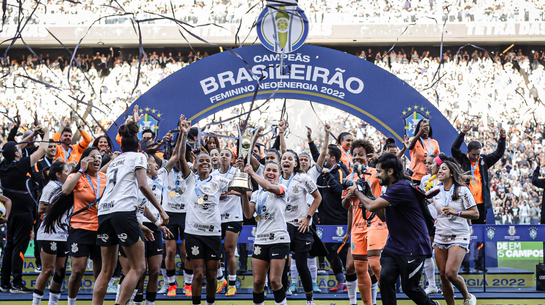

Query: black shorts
(287, 223), (313, 253)
(252, 243), (290, 261)
(39, 240), (69, 258)
(97, 211), (144, 247)
(143, 222), (163, 258)
(165, 212), (186, 241)
(221, 221), (243, 239)
(68, 228), (101, 260)
(185, 233), (221, 261)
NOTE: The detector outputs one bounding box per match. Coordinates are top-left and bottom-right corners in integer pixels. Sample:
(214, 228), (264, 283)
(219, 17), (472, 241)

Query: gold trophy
(228, 126), (259, 192)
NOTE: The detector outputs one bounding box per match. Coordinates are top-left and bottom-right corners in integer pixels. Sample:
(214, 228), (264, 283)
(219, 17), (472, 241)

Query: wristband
(457, 211), (462, 217)
(78, 169), (85, 175)
(155, 219), (161, 227)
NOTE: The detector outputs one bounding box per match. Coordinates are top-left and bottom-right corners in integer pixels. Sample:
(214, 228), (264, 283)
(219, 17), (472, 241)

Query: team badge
(137, 107), (162, 140)
(191, 246), (200, 256)
(254, 246), (262, 256)
(118, 233), (128, 243)
(486, 227), (495, 240)
(71, 243), (79, 253)
(292, 185), (300, 194)
(401, 105), (431, 138)
(50, 242), (57, 251)
(316, 227), (323, 239)
(336, 226), (344, 237)
(508, 226), (516, 236)
(351, 242), (356, 251)
(529, 227), (538, 240)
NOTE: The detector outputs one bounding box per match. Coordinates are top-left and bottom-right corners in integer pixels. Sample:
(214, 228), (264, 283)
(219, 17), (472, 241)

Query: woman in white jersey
(430, 159), (478, 305)
(280, 150), (321, 304)
(32, 162), (69, 305)
(213, 148), (244, 296)
(178, 119), (234, 305)
(92, 120), (169, 305)
(241, 162), (290, 305)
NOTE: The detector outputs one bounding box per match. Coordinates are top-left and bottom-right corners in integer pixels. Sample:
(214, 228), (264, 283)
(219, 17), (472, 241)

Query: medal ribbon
(85, 173), (101, 203)
(54, 180), (62, 187)
(420, 137), (433, 156)
(256, 188), (267, 217)
(280, 173), (294, 189)
(194, 176), (212, 199)
(442, 186), (454, 207)
(61, 145), (73, 163)
(44, 157), (52, 167)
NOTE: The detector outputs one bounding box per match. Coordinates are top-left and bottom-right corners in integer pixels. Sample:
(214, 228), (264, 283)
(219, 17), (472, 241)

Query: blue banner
(236, 225), (545, 243)
(107, 44), (460, 153)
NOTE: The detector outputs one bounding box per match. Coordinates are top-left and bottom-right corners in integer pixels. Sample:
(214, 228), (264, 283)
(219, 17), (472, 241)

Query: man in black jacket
(451, 123), (506, 272)
(532, 154), (545, 225)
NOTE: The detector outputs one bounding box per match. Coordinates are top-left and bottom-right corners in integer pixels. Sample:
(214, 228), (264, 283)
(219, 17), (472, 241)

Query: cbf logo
(316, 227), (323, 239)
(401, 105), (431, 138)
(486, 227), (495, 240)
(256, 0), (309, 53)
(508, 226), (516, 236)
(137, 107), (162, 140)
(336, 226), (344, 237)
(529, 227), (538, 240)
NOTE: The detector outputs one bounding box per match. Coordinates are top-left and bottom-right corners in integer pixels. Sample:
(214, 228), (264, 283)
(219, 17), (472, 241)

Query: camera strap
(354, 173), (376, 226)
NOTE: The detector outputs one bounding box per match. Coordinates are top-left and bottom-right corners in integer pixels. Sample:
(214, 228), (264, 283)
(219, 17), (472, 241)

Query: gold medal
(169, 191), (176, 198)
(255, 215), (261, 222)
(197, 197), (204, 204)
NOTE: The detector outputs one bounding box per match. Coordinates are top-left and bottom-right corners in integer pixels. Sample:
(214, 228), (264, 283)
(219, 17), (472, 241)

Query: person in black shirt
(532, 154), (545, 225)
(0, 126), (50, 293)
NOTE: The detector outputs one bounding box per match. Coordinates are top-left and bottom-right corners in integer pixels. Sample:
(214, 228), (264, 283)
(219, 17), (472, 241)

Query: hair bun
(119, 121), (139, 138)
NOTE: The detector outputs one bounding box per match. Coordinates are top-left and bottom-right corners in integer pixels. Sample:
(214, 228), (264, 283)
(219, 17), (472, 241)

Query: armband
(155, 219), (161, 227)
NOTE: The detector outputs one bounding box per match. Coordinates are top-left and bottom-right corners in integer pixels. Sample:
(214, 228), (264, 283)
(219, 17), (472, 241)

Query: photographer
(356, 153), (436, 305)
(532, 154), (545, 224)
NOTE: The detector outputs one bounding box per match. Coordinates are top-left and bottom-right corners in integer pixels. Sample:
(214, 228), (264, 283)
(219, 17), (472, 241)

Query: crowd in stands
(4, 0), (545, 26)
(1, 44), (544, 226)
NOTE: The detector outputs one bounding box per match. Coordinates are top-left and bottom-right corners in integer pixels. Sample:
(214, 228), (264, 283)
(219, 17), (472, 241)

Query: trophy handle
(247, 128), (261, 165)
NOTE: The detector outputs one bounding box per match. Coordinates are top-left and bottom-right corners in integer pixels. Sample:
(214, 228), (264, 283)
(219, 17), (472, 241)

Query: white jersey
(420, 174), (441, 220)
(98, 152), (147, 216)
(250, 185), (290, 245)
(184, 171), (230, 236)
(37, 181), (69, 241)
(430, 185), (476, 245)
(163, 170), (189, 213)
(211, 166), (243, 223)
(136, 174), (164, 223)
(280, 173), (318, 226)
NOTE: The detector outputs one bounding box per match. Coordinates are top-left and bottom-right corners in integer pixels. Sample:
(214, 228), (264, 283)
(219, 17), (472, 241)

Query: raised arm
(278, 120), (287, 154)
(483, 127), (506, 169)
(451, 123), (471, 161)
(307, 127), (320, 162)
(244, 164), (283, 195)
(396, 134), (409, 159)
(136, 168), (168, 226)
(316, 123), (331, 170)
(30, 127), (50, 166)
(178, 117), (192, 178)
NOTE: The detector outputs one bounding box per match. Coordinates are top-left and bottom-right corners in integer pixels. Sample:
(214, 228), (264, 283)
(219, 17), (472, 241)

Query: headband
(434, 156), (443, 166)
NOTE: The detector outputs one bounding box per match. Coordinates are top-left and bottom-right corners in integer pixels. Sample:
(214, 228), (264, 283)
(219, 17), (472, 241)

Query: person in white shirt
(519, 200), (530, 224)
(429, 159), (479, 305)
(92, 116), (169, 305)
(178, 118), (239, 305)
(241, 162), (290, 305)
(32, 162), (69, 305)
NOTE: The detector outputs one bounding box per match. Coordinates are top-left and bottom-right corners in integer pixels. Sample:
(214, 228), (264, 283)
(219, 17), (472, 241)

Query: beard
(378, 175), (390, 186)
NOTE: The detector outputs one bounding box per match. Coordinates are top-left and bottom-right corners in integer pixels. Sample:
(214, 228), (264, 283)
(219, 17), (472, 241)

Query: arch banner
(107, 45), (458, 152)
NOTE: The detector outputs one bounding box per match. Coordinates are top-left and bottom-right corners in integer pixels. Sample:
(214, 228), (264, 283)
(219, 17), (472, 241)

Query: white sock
(424, 257), (436, 288)
(290, 258), (299, 284)
(161, 268), (168, 286)
(48, 292), (61, 305)
(167, 275), (176, 285)
(217, 267), (224, 280)
(265, 274), (269, 288)
(67, 297), (76, 305)
(346, 279), (358, 305)
(32, 292), (43, 305)
(130, 289), (138, 302)
(185, 272), (194, 285)
(134, 302), (142, 305)
(308, 257), (318, 283)
(206, 302), (215, 305)
(371, 281), (378, 305)
(147, 301), (155, 305)
(228, 274), (237, 286)
(108, 277), (115, 286)
(275, 298), (288, 305)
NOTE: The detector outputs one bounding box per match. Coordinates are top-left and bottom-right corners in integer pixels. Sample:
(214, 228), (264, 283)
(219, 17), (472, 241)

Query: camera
(356, 179), (369, 194)
(406, 168), (415, 177)
(353, 162), (370, 176)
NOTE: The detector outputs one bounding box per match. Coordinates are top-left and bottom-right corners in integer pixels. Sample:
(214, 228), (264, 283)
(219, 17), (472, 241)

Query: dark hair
(352, 139), (375, 155)
(141, 129), (156, 139)
(327, 144), (341, 163)
(337, 132), (351, 145)
(1, 142), (17, 161)
(266, 148), (282, 162)
(61, 127), (72, 135)
(92, 135), (113, 152)
(383, 137), (397, 152)
(265, 160), (281, 171)
(467, 141), (482, 152)
(42, 162), (66, 185)
(204, 137), (220, 153)
(376, 153), (408, 182)
(441, 160), (467, 201)
(414, 119), (433, 139)
(282, 150), (303, 173)
(119, 121), (139, 152)
(220, 148), (233, 160)
(72, 147), (99, 173)
(43, 190), (73, 234)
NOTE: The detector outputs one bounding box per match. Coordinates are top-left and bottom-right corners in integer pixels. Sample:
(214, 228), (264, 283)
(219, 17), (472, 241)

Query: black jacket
(451, 132), (506, 209)
(315, 165), (346, 225)
(531, 167), (545, 224)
